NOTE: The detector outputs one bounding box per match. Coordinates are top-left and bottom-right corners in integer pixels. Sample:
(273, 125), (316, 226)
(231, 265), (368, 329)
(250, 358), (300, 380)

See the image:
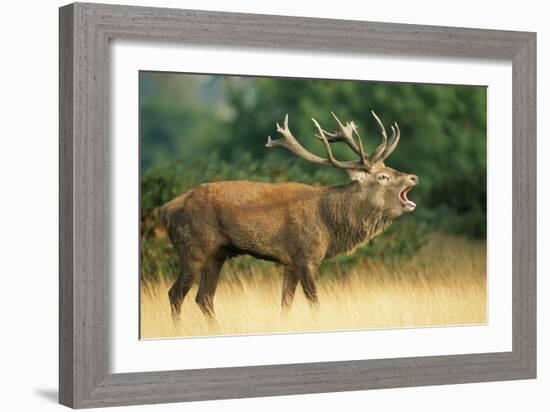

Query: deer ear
(347, 170), (369, 183)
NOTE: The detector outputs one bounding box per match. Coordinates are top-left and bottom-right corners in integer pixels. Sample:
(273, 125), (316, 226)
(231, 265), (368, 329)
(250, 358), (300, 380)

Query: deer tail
(159, 192), (190, 231)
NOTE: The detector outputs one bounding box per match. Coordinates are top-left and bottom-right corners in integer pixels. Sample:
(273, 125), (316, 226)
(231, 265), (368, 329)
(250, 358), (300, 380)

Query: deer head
(266, 111), (418, 217)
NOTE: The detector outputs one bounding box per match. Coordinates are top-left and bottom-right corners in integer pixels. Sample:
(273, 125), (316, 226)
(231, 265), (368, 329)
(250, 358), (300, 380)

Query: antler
(266, 114), (368, 170)
(266, 111), (401, 170)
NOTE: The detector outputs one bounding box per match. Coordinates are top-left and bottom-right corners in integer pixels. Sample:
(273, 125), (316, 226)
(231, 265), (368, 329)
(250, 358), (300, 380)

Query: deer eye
(376, 173), (391, 184)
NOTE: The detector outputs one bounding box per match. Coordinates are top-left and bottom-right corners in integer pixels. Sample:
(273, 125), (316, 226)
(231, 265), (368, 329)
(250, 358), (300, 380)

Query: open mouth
(399, 186), (416, 211)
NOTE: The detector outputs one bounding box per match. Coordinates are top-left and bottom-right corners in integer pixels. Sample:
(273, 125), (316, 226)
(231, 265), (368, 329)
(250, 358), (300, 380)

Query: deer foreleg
(298, 263), (319, 305)
(281, 266), (299, 309)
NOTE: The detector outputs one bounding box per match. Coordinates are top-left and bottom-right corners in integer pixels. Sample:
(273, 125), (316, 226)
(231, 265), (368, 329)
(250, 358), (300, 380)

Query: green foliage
(140, 74), (228, 171)
(423, 168), (487, 238)
(140, 172), (179, 214)
(140, 236), (178, 282)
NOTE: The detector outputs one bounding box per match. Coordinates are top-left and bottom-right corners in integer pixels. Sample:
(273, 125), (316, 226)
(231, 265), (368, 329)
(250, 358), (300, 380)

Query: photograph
(138, 71), (487, 339)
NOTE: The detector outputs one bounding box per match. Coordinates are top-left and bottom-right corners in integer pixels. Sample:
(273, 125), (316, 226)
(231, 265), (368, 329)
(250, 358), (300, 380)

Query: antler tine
(349, 121), (368, 165)
(330, 111), (349, 135)
(311, 118), (341, 166)
(369, 110), (389, 162)
(381, 121), (401, 159)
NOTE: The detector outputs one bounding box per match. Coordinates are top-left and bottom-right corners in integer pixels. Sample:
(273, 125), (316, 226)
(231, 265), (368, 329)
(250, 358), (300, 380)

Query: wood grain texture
(58, 2), (537, 408)
(512, 35), (537, 374)
(59, 4), (74, 406)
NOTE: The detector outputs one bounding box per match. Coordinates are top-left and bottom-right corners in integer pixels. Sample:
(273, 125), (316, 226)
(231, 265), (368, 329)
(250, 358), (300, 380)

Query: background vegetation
(139, 72), (487, 285)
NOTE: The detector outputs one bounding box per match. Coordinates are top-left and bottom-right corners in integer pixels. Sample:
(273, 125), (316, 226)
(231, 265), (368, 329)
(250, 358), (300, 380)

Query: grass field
(139, 234), (486, 339)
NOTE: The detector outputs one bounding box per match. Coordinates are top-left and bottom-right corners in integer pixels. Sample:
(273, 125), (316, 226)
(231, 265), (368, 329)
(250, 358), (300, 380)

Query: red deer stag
(162, 111), (418, 319)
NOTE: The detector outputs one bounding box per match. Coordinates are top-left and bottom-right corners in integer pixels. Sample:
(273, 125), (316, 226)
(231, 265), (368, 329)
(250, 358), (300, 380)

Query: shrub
(424, 168), (486, 238)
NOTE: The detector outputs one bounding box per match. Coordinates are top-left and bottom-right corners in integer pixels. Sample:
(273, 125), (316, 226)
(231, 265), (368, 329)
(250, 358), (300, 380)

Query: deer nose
(409, 175), (419, 184)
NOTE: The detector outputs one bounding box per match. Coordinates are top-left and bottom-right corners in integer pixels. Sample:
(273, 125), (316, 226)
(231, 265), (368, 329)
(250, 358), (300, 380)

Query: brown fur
(162, 164), (418, 319)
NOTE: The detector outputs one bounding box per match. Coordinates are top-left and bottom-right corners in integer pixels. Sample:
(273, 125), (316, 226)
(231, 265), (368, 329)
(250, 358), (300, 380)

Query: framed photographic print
(59, 2), (536, 408)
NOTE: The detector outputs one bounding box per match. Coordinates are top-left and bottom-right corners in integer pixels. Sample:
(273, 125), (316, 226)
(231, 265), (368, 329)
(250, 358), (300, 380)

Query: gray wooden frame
(59, 2), (536, 408)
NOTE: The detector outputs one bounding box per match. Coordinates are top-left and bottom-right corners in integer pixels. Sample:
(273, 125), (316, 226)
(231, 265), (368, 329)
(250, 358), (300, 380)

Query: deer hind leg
(168, 255), (204, 321)
(281, 266), (299, 309)
(297, 263), (319, 306)
(195, 251), (226, 318)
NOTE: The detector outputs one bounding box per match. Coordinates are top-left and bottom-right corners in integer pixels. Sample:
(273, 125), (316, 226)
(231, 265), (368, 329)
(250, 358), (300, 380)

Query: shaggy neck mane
(320, 181), (394, 258)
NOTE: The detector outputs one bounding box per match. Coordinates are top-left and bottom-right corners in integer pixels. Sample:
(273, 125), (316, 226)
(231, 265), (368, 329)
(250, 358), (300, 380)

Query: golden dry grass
(140, 234), (486, 339)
